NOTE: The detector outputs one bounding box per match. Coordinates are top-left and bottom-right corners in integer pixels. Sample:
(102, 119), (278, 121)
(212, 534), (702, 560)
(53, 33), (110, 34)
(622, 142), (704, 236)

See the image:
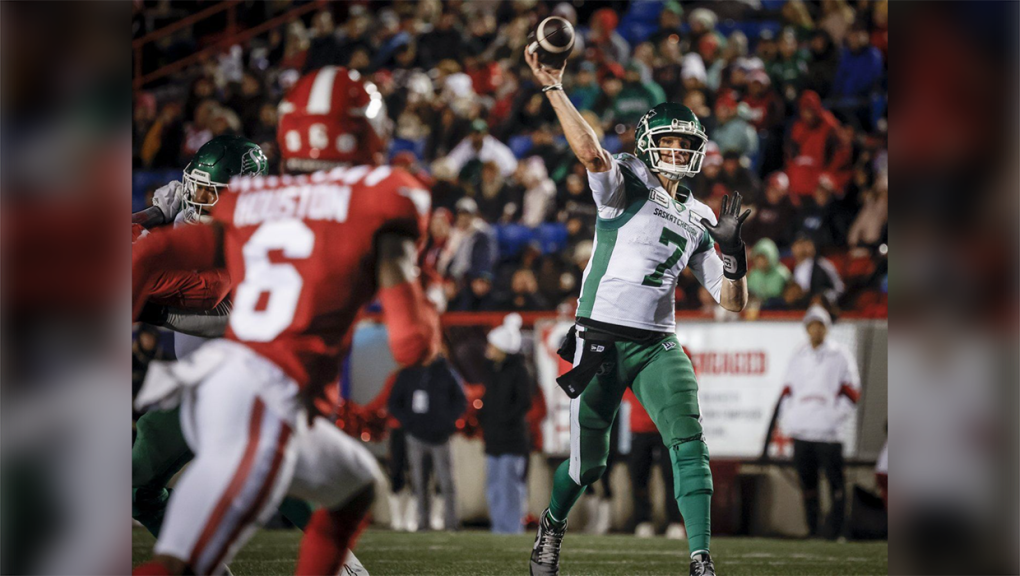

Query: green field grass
(133, 527), (887, 575)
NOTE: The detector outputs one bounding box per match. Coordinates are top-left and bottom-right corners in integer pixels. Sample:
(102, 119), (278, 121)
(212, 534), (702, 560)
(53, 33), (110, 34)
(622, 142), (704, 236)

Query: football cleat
(530, 509), (566, 576)
(689, 552), (716, 576)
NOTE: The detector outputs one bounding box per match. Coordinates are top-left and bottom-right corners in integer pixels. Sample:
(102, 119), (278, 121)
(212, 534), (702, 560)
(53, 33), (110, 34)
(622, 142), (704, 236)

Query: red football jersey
(131, 223), (232, 310)
(212, 165), (430, 395)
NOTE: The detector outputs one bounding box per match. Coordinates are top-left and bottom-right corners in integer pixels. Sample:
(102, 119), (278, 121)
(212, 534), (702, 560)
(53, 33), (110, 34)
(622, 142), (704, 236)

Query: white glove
(151, 180), (184, 224)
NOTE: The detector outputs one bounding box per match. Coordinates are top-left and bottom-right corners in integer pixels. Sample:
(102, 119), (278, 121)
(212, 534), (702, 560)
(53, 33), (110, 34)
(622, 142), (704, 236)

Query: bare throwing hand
(525, 47), (564, 88)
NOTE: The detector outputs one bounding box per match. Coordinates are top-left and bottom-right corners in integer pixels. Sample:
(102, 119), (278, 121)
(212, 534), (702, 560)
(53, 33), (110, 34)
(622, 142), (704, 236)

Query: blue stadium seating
(508, 134), (534, 159)
(534, 223), (569, 254)
(495, 223), (569, 260)
(388, 137), (425, 161)
(133, 169), (181, 212)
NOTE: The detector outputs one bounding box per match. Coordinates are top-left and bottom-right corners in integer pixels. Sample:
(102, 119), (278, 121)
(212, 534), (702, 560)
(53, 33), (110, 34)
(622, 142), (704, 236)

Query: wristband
(542, 83), (563, 93)
(720, 244), (747, 280)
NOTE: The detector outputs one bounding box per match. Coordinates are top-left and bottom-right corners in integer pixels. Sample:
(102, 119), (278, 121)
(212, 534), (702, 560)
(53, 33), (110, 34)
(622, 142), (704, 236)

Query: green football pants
(132, 406), (312, 537)
(549, 332), (713, 554)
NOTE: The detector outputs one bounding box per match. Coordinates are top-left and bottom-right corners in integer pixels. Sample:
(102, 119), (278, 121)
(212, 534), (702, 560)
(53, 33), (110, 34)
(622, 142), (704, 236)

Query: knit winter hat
(803, 304), (832, 329)
(487, 313), (524, 354)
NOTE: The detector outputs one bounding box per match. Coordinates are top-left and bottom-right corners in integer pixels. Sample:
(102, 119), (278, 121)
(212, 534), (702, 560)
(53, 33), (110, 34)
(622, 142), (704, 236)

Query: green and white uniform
(578, 152), (724, 331)
(547, 153), (723, 559)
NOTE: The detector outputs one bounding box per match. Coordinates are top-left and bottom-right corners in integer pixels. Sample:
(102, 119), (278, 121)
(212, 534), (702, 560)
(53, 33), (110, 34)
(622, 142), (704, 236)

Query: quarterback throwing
(525, 48), (749, 576)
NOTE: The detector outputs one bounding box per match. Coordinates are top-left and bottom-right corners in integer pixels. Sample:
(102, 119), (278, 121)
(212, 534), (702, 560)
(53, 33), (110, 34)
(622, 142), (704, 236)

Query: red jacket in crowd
(785, 90), (852, 199)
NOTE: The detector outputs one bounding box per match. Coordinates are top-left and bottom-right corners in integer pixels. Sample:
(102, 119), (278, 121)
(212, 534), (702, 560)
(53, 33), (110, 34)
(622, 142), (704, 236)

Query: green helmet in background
(634, 103), (708, 181)
(182, 135), (268, 222)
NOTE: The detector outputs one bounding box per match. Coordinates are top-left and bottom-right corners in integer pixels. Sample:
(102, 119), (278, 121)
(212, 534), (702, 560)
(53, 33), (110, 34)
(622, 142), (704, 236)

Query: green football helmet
(182, 135), (268, 222)
(634, 103), (708, 181)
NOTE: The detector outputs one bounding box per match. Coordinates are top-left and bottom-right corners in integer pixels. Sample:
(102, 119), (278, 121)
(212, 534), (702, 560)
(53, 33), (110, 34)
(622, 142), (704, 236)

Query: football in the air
(527, 16), (575, 69)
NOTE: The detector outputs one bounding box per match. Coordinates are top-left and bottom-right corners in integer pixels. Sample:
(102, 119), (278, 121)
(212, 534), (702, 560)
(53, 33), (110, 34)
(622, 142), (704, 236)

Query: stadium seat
(534, 223), (569, 255)
(508, 134), (534, 159)
(603, 134), (623, 154)
(133, 169), (183, 212)
(619, 22), (659, 46)
(496, 224), (535, 260)
(388, 138), (424, 161)
(623, 0), (665, 25)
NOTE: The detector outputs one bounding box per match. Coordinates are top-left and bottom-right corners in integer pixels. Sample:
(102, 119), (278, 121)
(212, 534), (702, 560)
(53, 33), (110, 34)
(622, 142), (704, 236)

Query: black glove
(700, 192), (751, 280)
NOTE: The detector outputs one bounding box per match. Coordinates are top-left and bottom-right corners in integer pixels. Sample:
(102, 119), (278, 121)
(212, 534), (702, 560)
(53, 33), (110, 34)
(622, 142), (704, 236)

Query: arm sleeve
(586, 154), (627, 218)
(838, 350), (862, 402)
(688, 226), (724, 303)
(132, 223), (222, 320)
(162, 300), (232, 337)
(379, 280), (441, 367)
(148, 269), (232, 309)
(444, 139), (472, 173)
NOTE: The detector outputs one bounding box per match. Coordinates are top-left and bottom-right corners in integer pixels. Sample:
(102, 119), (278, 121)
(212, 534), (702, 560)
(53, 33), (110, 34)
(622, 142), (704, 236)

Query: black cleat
(530, 509), (566, 576)
(689, 552), (716, 576)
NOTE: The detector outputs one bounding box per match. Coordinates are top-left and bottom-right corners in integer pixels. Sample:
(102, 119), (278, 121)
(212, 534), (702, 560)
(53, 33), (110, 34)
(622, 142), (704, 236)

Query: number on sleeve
(230, 220), (315, 342)
(642, 228), (688, 287)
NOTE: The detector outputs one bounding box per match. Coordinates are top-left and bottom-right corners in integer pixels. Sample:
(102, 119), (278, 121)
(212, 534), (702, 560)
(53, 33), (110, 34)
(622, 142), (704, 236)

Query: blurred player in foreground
(132, 67), (437, 575)
(132, 136), (371, 574)
(525, 48), (749, 576)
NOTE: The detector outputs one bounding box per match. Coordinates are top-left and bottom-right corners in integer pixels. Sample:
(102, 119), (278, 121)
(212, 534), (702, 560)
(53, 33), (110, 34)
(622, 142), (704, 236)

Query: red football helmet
(277, 66), (390, 173)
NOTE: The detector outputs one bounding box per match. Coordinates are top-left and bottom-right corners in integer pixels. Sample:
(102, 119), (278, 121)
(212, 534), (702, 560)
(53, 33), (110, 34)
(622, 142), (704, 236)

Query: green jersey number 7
(642, 228), (688, 287)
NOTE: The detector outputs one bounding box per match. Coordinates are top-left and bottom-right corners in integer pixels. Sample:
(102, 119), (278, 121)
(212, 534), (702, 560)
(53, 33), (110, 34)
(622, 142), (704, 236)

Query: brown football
(527, 16), (576, 69)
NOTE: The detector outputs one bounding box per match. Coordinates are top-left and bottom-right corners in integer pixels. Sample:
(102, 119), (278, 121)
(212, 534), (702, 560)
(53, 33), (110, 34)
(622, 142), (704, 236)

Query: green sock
(679, 490), (712, 556)
(670, 440), (713, 556)
(132, 486), (171, 538)
(279, 497), (313, 530)
(548, 460), (585, 525)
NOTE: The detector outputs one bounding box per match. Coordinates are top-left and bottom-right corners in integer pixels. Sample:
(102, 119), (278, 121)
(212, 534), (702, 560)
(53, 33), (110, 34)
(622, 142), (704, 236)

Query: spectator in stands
(847, 172), (888, 253)
(747, 238), (792, 302)
(653, 34), (685, 100)
(688, 142), (724, 201)
(830, 22), (884, 130)
(818, 0), (857, 47)
(430, 158), (468, 213)
(529, 124), (571, 182)
(445, 197), (498, 284)
(791, 234), (845, 305)
(140, 101), (184, 169)
(302, 10), (341, 72)
(755, 29), (778, 69)
(781, 0), (815, 40)
(682, 90), (712, 127)
(769, 29), (808, 101)
(421, 208), (454, 312)
(803, 29), (840, 99)
(681, 52), (709, 96)
(473, 161), (516, 224)
(742, 70), (784, 133)
(870, 1), (888, 59)
(427, 105), (472, 161)
(744, 171), (797, 249)
(449, 273), (498, 312)
(498, 269), (550, 312)
(777, 305), (860, 539)
(798, 174), (850, 250)
(586, 8), (630, 66)
(648, 1), (684, 48)
(718, 151), (761, 202)
(419, 10), (464, 68)
(712, 94), (758, 161)
(557, 173), (597, 244)
(388, 354), (467, 532)
(446, 119), (518, 178)
(569, 62), (602, 113)
(785, 90), (849, 199)
(687, 7), (719, 55)
(624, 389), (685, 539)
(612, 62), (666, 125)
(479, 313), (533, 534)
(517, 156), (557, 227)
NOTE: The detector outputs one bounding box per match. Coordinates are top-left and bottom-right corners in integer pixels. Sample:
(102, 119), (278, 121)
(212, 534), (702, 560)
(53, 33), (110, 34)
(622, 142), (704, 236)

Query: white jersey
(579, 153), (725, 332)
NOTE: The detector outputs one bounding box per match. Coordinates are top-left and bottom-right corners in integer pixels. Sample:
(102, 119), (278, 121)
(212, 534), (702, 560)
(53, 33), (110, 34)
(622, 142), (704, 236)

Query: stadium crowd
(133, 0), (888, 317)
